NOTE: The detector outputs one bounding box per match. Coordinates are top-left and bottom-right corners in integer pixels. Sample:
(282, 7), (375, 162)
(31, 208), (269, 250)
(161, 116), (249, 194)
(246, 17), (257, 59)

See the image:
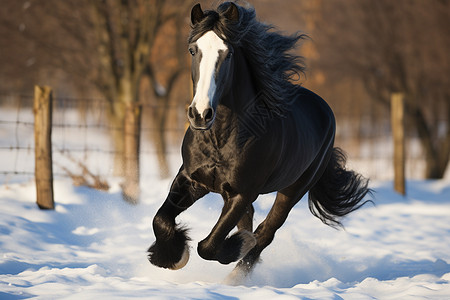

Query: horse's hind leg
(234, 191), (298, 274)
(224, 191), (301, 284)
(237, 204), (254, 232)
(234, 145), (332, 276)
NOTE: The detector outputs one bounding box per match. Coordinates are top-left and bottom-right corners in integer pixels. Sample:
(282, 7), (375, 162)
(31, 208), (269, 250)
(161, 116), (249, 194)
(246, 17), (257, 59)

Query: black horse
(148, 2), (371, 277)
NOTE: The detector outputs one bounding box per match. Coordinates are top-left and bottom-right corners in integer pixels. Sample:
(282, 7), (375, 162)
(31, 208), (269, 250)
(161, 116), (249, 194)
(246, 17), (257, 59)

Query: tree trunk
(154, 99), (170, 179)
(108, 75), (137, 177)
(107, 101), (126, 176)
(412, 106), (449, 179)
(121, 102), (142, 203)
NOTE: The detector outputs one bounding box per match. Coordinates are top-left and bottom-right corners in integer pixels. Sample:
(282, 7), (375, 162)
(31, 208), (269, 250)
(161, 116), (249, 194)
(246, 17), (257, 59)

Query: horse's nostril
(188, 106), (195, 119)
(204, 108), (214, 122)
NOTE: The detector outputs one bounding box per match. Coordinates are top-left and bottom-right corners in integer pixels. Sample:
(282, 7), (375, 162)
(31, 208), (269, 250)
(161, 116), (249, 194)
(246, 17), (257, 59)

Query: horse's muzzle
(187, 105), (215, 130)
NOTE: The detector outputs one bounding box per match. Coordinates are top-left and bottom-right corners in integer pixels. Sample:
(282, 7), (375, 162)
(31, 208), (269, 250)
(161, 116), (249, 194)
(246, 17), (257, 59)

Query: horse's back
(293, 87), (335, 134)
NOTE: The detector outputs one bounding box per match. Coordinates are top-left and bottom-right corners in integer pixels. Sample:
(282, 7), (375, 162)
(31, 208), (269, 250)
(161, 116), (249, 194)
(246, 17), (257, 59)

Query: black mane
(188, 2), (307, 116)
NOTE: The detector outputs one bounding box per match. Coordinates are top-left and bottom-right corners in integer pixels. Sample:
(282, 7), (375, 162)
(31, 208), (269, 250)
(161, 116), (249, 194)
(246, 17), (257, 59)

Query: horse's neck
(196, 48), (257, 147)
(223, 48), (257, 115)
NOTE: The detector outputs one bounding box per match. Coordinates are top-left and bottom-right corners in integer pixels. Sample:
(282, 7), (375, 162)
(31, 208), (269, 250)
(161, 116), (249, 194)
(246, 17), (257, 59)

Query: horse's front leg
(197, 193), (257, 265)
(148, 168), (208, 270)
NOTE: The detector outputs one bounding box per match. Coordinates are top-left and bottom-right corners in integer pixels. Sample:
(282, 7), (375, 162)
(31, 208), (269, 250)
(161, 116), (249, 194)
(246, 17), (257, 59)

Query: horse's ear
(191, 3), (204, 25)
(223, 2), (239, 23)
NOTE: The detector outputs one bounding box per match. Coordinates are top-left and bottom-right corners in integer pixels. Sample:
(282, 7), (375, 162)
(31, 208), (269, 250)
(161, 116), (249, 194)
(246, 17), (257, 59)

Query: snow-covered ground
(1, 107), (450, 299)
(1, 176), (450, 299)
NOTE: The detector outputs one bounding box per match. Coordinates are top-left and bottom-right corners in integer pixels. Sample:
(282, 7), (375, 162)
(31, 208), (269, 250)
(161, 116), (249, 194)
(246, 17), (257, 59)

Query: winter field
(1, 107), (450, 299)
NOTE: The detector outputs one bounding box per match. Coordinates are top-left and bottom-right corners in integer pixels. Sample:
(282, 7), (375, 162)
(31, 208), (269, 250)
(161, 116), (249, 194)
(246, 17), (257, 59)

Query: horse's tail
(308, 147), (372, 228)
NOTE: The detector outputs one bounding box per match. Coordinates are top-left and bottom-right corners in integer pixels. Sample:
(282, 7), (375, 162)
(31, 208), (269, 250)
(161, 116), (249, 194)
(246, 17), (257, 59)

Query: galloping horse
(148, 2), (371, 276)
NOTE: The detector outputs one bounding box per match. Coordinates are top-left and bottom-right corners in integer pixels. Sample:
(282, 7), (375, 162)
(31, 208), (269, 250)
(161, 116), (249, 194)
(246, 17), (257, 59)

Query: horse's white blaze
(192, 31), (227, 115)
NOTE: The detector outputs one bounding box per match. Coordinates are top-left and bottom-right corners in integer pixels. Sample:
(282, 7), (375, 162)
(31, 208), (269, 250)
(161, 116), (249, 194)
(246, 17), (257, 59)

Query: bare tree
(92, 0), (161, 175)
(90, 0), (194, 176)
(1, 0), (194, 178)
(313, 0), (450, 178)
(144, 3), (193, 178)
(0, 1), (97, 95)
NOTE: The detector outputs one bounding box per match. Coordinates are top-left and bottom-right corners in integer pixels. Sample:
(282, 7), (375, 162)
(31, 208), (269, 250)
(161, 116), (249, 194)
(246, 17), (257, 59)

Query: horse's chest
(186, 150), (237, 193)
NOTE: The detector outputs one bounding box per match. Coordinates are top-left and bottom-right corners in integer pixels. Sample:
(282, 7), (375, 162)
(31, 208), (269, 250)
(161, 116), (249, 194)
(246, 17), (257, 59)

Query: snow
(1, 106), (450, 299)
(1, 177), (450, 299)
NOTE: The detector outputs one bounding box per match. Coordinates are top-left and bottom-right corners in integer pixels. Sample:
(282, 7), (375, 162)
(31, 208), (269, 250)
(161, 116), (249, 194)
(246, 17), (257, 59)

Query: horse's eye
(189, 48), (195, 56)
(226, 51), (233, 59)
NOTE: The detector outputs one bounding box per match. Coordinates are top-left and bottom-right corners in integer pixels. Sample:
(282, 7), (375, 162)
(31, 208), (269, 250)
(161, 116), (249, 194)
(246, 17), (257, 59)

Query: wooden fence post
(121, 102), (142, 204)
(391, 93), (406, 195)
(34, 85), (55, 209)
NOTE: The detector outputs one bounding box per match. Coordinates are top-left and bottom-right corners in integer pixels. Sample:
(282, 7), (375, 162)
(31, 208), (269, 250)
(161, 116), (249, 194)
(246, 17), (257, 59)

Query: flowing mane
(188, 2), (307, 116)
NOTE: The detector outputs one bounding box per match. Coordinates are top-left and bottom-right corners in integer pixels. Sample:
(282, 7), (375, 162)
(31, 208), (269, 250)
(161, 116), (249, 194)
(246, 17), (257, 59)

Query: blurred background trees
(1, 0), (449, 179)
(310, 0), (450, 179)
(0, 0), (194, 179)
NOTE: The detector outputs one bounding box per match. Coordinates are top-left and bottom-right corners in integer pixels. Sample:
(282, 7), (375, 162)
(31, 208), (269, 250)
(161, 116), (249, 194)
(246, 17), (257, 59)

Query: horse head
(187, 3), (239, 130)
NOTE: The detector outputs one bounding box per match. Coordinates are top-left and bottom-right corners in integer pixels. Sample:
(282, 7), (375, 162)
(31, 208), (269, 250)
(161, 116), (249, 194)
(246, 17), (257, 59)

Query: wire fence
(0, 92), (187, 184)
(0, 91), (442, 185)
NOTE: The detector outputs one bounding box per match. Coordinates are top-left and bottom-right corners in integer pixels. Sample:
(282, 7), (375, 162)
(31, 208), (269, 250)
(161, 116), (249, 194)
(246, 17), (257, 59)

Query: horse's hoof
(147, 227), (190, 269)
(148, 242), (190, 270)
(217, 229), (256, 264)
(170, 245), (190, 270)
(198, 230), (256, 264)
